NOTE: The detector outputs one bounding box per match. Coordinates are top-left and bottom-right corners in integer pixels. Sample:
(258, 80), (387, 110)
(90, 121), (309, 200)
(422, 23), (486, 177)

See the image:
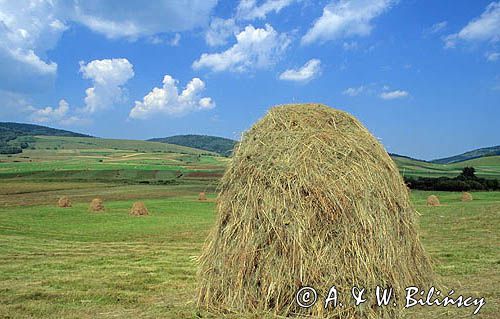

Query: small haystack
(89, 198), (105, 212)
(129, 202), (149, 216)
(57, 196), (72, 208)
(198, 192), (207, 201)
(427, 195), (440, 206)
(461, 192), (473, 202)
(197, 104), (433, 318)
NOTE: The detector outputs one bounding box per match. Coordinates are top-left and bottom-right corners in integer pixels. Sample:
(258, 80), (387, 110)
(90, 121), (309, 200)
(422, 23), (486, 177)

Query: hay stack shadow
(129, 202), (149, 216)
(427, 195), (440, 206)
(57, 196), (71, 208)
(197, 103), (433, 318)
(89, 198), (105, 212)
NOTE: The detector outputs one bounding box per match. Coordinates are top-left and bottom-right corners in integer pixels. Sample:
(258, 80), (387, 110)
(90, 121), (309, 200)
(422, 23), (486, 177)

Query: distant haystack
(197, 103), (433, 318)
(198, 192), (207, 201)
(461, 192), (473, 202)
(129, 202), (149, 216)
(427, 195), (440, 206)
(89, 198), (104, 212)
(57, 196), (72, 208)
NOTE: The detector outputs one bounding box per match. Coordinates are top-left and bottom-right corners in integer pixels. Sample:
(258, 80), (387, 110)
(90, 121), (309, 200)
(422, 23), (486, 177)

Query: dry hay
(427, 195), (440, 206)
(89, 198), (104, 212)
(461, 192), (473, 202)
(129, 201), (149, 216)
(198, 192), (207, 201)
(57, 196), (71, 208)
(197, 103), (433, 318)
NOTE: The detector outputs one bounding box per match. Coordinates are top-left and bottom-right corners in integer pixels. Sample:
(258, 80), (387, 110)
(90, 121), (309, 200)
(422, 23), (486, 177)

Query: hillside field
(0, 136), (499, 318)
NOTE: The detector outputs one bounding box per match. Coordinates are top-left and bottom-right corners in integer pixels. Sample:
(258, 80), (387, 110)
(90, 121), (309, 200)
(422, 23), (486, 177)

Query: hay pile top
(129, 202), (149, 216)
(197, 104), (433, 318)
(462, 192), (473, 202)
(427, 195), (440, 206)
(89, 198), (104, 212)
(57, 196), (71, 208)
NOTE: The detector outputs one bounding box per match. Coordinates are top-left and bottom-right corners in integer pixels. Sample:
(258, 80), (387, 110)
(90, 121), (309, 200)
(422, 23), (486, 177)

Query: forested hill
(149, 135), (237, 156)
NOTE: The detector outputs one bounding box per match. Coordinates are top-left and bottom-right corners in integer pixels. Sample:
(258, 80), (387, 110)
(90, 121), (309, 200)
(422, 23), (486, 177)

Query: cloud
(343, 86), (366, 96)
(379, 90), (409, 100)
(279, 59), (321, 82)
(129, 75), (215, 119)
(193, 24), (290, 72)
(423, 21), (448, 35)
(444, 2), (500, 48)
(149, 33), (181, 46)
(0, 1), (66, 93)
(486, 51), (500, 61)
(79, 58), (134, 113)
(205, 18), (239, 47)
(301, 0), (396, 45)
(66, 1), (217, 39)
(236, 0), (296, 20)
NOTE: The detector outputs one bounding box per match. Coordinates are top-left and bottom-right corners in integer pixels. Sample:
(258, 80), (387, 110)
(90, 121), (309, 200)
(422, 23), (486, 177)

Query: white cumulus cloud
(379, 90), (409, 100)
(279, 59), (321, 82)
(343, 86), (366, 96)
(129, 75), (215, 119)
(301, 0), (396, 45)
(486, 51), (500, 61)
(0, 1), (66, 93)
(205, 18), (239, 47)
(444, 2), (500, 48)
(65, 1), (217, 39)
(79, 58), (135, 113)
(29, 99), (82, 126)
(236, 0), (296, 20)
(193, 24), (290, 72)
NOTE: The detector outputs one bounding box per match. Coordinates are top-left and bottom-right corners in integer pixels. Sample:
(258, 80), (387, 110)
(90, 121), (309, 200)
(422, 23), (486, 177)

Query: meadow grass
(0, 188), (498, 318)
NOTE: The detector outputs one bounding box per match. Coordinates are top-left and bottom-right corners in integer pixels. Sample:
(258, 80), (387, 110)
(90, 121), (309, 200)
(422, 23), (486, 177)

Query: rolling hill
(149, 135), (237, 156)
(431, 145), (500, 164)
(0, 122), (92, 154)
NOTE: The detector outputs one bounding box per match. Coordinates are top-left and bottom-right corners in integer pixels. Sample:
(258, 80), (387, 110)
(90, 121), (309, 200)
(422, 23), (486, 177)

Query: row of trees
(405, 167), (500, 191)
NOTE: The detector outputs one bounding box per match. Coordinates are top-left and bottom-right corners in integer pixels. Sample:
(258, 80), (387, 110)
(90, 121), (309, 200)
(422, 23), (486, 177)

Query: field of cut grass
(393, 155), (500, 180)
(0, 184), (498, 318)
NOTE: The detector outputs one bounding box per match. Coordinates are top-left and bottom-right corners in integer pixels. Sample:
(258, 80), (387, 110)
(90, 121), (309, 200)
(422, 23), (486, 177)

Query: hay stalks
(461, 192), (473, 202)
(57, 196), (71, 208)
(427, 195), (440, 206)
(89, 198), (104, 212)
(129, 202), (149, 216)
(197, 103), (433, 318)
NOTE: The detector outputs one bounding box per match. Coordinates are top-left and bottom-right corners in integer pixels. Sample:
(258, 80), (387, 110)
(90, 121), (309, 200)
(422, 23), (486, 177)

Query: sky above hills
(0, 0), (499, 160)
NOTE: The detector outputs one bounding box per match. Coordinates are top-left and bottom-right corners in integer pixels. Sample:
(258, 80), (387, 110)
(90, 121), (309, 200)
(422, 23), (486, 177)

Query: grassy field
(0, 138), (499, 318)
(0, 187), (498, 318)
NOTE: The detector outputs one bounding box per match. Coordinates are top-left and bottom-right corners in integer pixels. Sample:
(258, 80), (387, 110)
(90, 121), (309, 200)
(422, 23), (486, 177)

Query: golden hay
(129, 202), (149, 216)
(198, 192), (207, 201)
(461, 192), (473, 202)
(57, 196), (71, 208)
(89, 198), (104, 212)
(197, 104), (433, 318)
(427, 195), (440, 206)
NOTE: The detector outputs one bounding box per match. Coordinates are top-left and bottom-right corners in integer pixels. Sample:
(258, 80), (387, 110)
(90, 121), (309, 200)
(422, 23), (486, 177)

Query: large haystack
(197, 104), (433, 318)
(129, 202), (149, 216)
(57, 196), (71, 208)
(89, 198), (104, 212)
(427, 195), (440, 206)
(461, 192), (473, 202)
(198, 192), (207, 201)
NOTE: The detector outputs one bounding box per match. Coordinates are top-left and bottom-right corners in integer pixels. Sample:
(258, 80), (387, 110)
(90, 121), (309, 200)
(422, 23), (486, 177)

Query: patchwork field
(0, 138), (499, 318)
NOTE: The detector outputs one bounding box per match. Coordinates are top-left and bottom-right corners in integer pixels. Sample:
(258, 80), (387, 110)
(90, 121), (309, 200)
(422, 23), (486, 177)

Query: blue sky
(0, 0), (499, 160)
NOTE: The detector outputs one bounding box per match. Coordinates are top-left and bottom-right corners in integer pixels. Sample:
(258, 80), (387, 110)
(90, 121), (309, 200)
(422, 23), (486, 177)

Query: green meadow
(0, 136), (499, 318)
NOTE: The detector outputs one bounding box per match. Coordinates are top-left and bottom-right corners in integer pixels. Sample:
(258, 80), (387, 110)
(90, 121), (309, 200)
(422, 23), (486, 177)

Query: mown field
(0, 136), (499, 318)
